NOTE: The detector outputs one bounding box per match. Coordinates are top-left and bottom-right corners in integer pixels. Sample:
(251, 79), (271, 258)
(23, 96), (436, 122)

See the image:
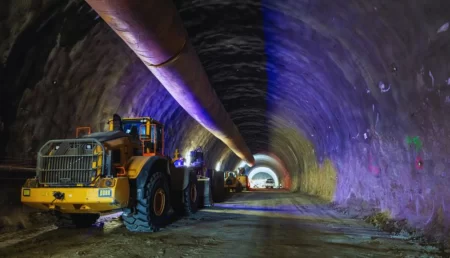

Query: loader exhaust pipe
(85, 0), (255, 166)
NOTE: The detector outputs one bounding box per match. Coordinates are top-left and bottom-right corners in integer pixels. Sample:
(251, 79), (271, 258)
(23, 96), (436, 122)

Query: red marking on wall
(415, 156), (424, 170)
(368, 152), (380, 176)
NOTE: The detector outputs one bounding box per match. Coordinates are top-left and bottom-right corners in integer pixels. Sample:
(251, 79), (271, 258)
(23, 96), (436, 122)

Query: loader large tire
(236, 183), (243, 193)
(182, 174), (199, 216)
(122, 171), (170, 232)
(197, 178), (213, 208)
(55, 213), (99, 228)
(212, 171), (225, 202)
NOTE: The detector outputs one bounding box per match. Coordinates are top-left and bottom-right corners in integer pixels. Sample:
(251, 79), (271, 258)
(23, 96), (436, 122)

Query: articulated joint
(145, 38), (187, 68)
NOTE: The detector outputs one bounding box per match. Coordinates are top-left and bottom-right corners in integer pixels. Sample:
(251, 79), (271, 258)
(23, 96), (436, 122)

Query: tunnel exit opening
(234, 153), (291, 189)
(248, 166), (280, 188)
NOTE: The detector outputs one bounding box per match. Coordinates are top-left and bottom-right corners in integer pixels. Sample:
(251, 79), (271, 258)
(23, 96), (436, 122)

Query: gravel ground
(0, 190), (446, 258)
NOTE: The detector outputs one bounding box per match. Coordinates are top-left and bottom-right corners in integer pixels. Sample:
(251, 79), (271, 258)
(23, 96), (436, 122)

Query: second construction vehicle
(224, 171), (243, 192)
(172, 147), (225, 204)
(236, 167), (249, 191)
(21, 115), (199, 232)
(224, 167), (249, 193)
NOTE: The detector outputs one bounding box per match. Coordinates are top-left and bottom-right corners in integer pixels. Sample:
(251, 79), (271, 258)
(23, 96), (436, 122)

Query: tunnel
(1, 0), (450, 256)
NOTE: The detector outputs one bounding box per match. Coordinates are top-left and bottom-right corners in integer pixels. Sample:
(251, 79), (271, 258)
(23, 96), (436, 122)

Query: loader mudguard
(133, 156), (170, 200)
(170, 166), (194, 191)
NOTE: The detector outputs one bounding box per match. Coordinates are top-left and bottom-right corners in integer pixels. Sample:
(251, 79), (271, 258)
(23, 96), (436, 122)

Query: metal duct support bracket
(146, 38), (187, 68)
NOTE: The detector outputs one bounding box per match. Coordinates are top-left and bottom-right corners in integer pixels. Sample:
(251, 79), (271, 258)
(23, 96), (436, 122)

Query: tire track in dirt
(0, 190), (443, 258)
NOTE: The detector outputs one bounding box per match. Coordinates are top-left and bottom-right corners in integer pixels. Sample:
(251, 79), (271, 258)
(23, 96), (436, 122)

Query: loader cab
(225, 171), (236, 179)
(189, 147), (204, 168)
(108, 117), (164, 157)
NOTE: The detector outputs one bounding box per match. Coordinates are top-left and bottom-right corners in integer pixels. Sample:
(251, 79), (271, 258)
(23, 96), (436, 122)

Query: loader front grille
(37, 139), (105, 186)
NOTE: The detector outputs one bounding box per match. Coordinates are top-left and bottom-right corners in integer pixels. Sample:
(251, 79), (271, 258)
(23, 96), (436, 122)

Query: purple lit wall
(1, 0), (450, 242)
(258, 0), (450, 242)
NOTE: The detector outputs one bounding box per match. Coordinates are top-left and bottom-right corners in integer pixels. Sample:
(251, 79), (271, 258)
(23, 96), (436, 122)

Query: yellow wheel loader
(236, 167), (249, 191)
(21, 115), (198, 232)
(224, 171), (243, 193)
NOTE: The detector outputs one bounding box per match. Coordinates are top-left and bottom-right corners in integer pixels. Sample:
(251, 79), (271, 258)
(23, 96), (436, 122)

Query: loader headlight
(23, 189), (31, 196)
(97, 178), (115, 188)
(105, 179), (113, 187)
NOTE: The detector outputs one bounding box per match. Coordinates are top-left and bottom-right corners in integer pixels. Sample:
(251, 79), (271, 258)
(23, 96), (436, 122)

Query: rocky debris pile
(0, 210), (55, 233)
(329, 201), (450, 256)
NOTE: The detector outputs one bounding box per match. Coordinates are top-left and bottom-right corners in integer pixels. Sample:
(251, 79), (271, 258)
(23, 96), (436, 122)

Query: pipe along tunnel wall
(1, 0), (450, 245)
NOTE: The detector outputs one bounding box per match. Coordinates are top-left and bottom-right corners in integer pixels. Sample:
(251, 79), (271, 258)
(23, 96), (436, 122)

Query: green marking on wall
(405, 136), (422, 152)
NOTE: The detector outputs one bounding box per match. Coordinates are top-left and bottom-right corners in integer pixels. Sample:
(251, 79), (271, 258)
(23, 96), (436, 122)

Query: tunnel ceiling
(1, 0), (450, 241)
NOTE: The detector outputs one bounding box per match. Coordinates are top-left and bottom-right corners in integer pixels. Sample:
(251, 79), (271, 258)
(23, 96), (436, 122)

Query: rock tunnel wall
(259, 0), (450, 242)
(0, 0), (221, 164)
(1, 0), (450, 243)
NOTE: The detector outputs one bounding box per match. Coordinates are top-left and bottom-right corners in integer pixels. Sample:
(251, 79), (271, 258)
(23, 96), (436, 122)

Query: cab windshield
(123, 122), (146, 135)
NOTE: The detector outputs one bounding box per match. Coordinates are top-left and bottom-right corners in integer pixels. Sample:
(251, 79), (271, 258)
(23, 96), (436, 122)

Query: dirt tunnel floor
(0, 190), (446, 258)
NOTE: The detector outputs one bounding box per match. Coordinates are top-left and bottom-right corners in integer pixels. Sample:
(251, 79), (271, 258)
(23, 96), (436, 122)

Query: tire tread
(122, 171), (169, 232)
